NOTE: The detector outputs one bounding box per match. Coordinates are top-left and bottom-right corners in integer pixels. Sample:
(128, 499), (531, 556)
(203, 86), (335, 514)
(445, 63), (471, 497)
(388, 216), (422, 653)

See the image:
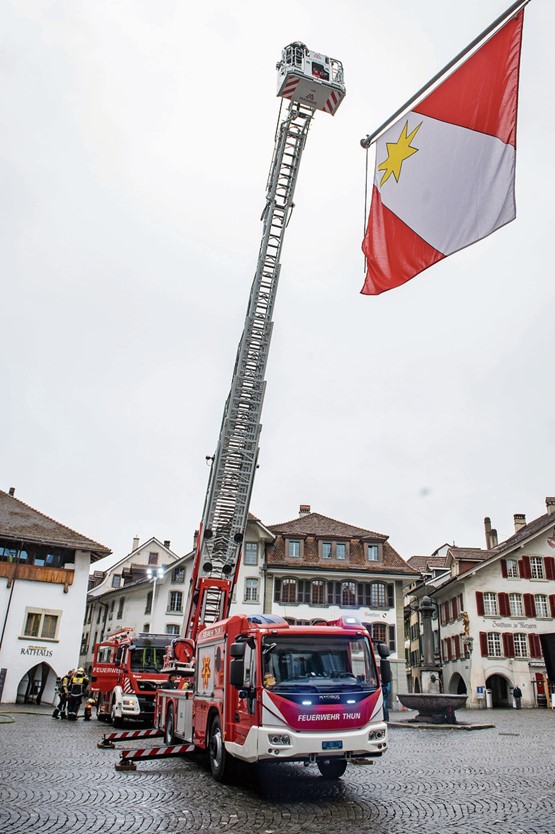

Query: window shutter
(451, 598), (458, 621)
(549, 595), (555, 618)
(454, 634), (460, 658)
(387, 584), (394, 608)
(545, 557), (555, 581)
(502, 632), (515, 657)
(498, 593), (510, 617)
(479, 632), (488, 656)
(273, 578), (281, 603)
(476, 592), (485, 616)
(523, 593), (536, 617)
(519, 556), (531, 579)
(500, 559), (508, 578)
(446, 639), (452, 661)
(529, 633), (542, 659)
(388, 624), (396, 652)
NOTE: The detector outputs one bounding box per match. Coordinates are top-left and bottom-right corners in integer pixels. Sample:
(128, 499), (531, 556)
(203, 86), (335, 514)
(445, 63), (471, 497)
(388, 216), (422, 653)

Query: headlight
(268, 733), (291, 746)
(368, 729), (386, 741)
(122, 697), (138, 707)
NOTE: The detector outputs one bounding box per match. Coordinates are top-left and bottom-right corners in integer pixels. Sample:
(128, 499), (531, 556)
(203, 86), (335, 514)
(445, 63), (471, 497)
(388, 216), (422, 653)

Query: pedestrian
(377, 642), (392, 723)
(66, 667), (90, 721)
(52, 669), (74, 719)
(513, 685), (523, 709)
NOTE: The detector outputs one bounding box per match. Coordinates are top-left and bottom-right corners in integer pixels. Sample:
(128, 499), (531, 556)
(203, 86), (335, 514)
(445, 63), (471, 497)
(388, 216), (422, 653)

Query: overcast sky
(2, 0), (554, 570)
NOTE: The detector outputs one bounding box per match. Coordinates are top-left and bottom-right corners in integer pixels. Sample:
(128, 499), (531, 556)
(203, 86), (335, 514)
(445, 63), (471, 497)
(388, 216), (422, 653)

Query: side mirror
(230, 642), (246, 658)
(229, 658), (245, 689)
(377, 642), (390, 659)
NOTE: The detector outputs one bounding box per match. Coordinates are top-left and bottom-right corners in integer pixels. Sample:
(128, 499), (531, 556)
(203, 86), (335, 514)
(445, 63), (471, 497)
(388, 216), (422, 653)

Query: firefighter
(52, 669), (74, 719)
(66, 667), (90, 721)
(83, 696), (95, 720)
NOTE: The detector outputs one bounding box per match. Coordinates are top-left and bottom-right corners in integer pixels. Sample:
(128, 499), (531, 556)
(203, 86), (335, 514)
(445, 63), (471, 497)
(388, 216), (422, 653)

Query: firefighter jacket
(69, 673), (90, 698)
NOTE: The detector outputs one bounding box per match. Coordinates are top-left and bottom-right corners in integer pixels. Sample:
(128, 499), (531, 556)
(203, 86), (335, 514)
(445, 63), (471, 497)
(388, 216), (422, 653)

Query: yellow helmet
(77, 667), (85, 674)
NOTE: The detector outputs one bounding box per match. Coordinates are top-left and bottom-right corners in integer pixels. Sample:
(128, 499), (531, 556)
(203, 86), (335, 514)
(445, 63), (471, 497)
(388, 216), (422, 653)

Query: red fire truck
(145, 44), (388, 782)
(155, 614), (386, 781)
(91, 628), (172, 726)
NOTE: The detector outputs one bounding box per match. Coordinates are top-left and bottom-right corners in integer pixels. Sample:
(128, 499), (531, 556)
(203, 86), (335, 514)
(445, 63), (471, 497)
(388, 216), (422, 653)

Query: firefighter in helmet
(52, 669), (74, 719)
(66, 667), (90, 721)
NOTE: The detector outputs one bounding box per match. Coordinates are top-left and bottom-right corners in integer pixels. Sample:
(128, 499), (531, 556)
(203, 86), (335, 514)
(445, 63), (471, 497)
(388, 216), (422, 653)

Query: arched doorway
(16, 662), (57, 705)
(486, 673), (512, 707)
(447, 672), (468, 695)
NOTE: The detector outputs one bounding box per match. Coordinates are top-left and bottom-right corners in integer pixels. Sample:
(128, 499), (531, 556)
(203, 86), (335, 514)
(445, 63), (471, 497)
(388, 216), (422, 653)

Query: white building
(80, 537), (189, 670)
(0, 488), (111, 705)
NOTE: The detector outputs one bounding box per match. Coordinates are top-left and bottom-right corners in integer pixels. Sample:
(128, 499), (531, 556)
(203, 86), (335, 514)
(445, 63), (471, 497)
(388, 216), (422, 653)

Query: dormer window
(367, 544), (380, 562)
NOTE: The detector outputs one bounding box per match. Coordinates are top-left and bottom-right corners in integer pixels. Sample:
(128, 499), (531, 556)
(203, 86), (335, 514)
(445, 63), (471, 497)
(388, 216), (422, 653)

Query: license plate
(322, 740), (343, 750)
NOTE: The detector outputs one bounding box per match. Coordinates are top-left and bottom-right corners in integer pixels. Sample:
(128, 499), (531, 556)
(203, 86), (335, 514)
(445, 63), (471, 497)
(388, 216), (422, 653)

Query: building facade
(0, 488), (110, 704)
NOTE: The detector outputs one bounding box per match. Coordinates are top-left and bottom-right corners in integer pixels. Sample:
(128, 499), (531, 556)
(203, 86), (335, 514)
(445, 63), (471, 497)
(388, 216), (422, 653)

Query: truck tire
(208, 714), (232, 782)
(317, 758), (347, 779)
(164, 704), (175, 745)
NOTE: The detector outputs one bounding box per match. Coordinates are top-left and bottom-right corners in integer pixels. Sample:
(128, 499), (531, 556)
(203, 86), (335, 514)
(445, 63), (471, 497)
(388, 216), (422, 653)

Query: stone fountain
(398, 595), (467, 724)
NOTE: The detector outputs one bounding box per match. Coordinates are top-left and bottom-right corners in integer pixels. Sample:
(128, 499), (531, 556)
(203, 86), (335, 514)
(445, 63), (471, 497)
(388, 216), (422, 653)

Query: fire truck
(144, 44), (388, 781)
(91, 628), (172, 726)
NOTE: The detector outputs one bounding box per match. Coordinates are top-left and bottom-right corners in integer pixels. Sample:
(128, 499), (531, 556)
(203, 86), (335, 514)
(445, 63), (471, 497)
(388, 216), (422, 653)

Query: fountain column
(419, 595), (440, 695)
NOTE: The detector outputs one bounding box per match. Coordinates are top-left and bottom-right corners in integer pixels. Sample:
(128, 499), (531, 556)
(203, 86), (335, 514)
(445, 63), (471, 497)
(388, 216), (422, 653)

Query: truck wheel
(208, 715), (231, 782)
(164, 705), (175, 745)
(96, 707), (109, 723)
(317, 758), (347, 779)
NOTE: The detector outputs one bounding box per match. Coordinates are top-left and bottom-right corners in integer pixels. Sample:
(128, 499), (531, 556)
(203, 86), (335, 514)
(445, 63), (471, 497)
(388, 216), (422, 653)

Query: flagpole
(360, 0), (531, 149)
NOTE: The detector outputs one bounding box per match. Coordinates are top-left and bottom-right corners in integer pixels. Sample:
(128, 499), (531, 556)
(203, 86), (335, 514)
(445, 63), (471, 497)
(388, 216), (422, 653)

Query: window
(509, 593), (523, 617)
(513, 633), (528, 657)
(166, 624), (180, 635)
(143, 623), (150, 633)
(321, 542), (332, 559)
(336, 543), (347, 560)
(535, 594), (549, 618)
(370, 582), (387, 608)
(371, 623), (387, 644)
(112, 574), (121, 589)
(298, 580), (310, 604)
(367, 544), (379, 561)
(244, 578), (259, 602)
(487, 632), (502, 656)
(108, 600), (115, 620)
(116, 597), (125, 619)
(281, 578), (297, 604)
(168, 591), (183, 613)
(148, 552), (159, 565)
(145, 591), (153, 615)
(243, 543), (258, 565)
(97, 607), (102, 624)
(483, 592), (498, 616)
(341, 581), (356, 607)
(288, 540), (301, 558)
(22, 609), (60, 641)
(530, 557), (544, 579)
(506, 559), (518, 578)
(172, 566), (185, 583)
(311, 580), (326, 605)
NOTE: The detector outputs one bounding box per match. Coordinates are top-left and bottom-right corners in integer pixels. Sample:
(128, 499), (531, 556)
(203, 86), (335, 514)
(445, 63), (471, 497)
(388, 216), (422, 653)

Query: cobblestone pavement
(0, 707), (553, 834)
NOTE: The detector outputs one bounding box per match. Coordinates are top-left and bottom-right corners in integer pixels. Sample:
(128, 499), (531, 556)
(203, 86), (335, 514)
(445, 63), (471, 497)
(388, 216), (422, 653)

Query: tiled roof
(407, 555), (448, 572)
(268, 512), (387, 541)
(493, 511), (555, 556)
(0, 490), (111, 560)
(448, 546), (490, 562)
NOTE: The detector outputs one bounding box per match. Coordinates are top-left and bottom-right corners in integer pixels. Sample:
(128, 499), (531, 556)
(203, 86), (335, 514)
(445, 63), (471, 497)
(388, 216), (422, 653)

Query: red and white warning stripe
(323, 89), (341, 115)
(102, 728), (163, 742)
(119, 743), (195, 763)
(281, 78), (299, 100)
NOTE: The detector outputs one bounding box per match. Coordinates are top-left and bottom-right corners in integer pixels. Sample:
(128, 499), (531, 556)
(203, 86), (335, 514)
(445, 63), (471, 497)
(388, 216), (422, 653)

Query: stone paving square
(0, 707), (553, 834)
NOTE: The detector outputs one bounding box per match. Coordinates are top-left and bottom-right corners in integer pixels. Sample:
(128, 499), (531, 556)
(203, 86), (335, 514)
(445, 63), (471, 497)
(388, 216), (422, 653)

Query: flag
(361, 10), (524, 296)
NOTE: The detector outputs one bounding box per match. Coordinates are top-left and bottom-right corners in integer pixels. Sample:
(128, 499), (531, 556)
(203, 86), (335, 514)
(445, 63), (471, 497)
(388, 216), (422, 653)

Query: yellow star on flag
(378, 120), (422, 187)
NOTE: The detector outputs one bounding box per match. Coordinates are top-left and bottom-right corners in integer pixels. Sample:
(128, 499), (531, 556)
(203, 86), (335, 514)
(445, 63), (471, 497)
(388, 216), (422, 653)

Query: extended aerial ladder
(176, 43), (346, 649)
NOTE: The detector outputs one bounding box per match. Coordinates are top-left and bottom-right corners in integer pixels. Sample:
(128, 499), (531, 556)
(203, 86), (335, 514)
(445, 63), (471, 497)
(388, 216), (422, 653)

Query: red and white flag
(361, 10), (524, 296)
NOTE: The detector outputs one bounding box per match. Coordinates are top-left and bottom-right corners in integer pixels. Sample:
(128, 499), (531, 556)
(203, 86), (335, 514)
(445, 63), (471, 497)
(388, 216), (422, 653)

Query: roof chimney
(546, 497), (555, 515)
(299, 504), (311, 516)
(484, 517), (492, 548)
(132, 535), (140, 551)
(514, 513), (526, 532)
(490, 528), (498, 547)
(163, 540), (171, 549)
(8, 487), (15, 497)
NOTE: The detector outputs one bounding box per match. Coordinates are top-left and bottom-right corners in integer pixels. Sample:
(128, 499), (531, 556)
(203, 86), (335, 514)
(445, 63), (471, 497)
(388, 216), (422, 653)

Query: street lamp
(146, 566), (164, 630)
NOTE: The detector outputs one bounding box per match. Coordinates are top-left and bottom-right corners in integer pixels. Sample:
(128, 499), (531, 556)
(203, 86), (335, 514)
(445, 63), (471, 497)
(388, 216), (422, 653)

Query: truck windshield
(261, 634), (378, 692)
(129, 645), (166, 673)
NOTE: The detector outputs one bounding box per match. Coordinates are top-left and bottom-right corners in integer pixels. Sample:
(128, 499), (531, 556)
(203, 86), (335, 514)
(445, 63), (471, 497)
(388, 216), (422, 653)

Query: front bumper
(225, 722), (388, 764)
